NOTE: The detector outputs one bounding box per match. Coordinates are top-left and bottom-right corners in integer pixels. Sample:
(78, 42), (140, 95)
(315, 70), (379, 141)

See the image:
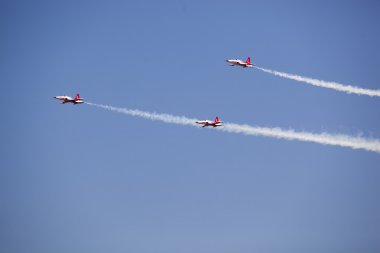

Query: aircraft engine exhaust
(254, 66), (380, 97)
(85, 102), (380, 155)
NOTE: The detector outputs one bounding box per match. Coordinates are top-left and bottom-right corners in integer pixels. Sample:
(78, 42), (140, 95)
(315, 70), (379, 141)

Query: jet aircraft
(195, 117), (223, 128)
(226, 57), (255, 68)
(54, 93), (84, 104)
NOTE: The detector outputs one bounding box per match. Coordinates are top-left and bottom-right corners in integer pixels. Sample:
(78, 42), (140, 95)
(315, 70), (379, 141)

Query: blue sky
(1, 1), (380, 252)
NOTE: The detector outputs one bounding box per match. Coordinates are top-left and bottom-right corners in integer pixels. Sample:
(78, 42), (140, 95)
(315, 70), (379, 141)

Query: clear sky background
(1, 1), (380, 252)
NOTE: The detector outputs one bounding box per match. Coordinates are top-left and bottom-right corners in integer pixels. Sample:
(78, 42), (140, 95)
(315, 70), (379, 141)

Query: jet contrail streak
(86, 102), (380, 154)
(255, 66), (380, 97)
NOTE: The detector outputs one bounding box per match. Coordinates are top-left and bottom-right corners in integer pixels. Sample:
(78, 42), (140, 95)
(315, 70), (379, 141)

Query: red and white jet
(53, 93), (84, 104)
(195, 116), (223, 128)
(226, 57), (255, 68)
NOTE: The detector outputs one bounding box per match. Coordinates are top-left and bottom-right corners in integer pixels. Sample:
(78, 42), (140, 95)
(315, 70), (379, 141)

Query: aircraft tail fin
(246, 57), (251, 65)
(75, 93), (80, 100)
(215, 116), (219, 123)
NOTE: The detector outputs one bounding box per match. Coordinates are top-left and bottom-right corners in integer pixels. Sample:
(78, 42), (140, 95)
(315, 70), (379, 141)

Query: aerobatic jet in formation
(226, 57), (255, 68)
(53, 93), (84, 104)
(195, 117), (223, 128)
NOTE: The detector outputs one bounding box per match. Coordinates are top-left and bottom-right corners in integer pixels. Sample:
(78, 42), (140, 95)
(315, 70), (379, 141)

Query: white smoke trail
(86, 102), (380, 154)
(255, 66), (380, 97)
(86, 102), (198, 126)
